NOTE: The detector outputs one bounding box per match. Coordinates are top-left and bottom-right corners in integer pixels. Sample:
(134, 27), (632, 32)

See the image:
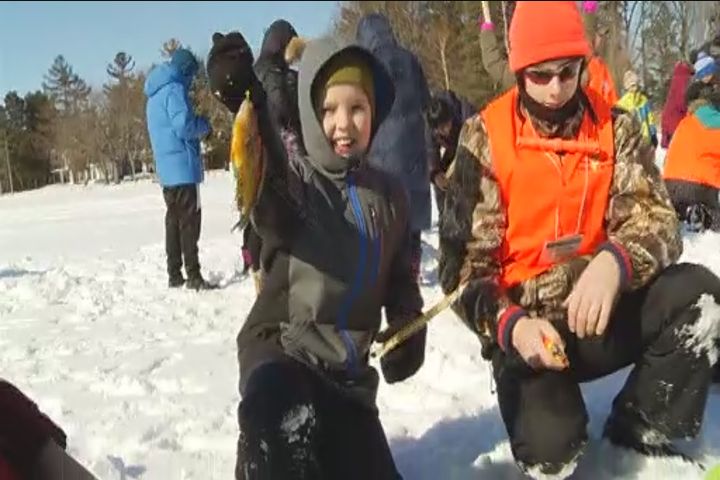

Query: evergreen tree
(42, 55), (91, 114)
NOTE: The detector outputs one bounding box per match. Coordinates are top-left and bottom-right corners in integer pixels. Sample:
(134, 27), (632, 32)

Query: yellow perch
(230, 90), (264, 230)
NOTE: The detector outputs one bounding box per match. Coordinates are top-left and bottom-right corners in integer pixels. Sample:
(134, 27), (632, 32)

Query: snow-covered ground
(1, 169), (720, 479)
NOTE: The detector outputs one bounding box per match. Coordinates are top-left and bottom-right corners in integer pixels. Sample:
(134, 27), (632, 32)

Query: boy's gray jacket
(236, 37), (423, 406)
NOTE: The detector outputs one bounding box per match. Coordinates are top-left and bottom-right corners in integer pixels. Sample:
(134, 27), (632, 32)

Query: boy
(209, 33), (426, 479)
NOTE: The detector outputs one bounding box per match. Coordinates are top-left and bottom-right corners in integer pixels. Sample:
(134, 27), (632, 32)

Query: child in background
(617, 70), (658, 147)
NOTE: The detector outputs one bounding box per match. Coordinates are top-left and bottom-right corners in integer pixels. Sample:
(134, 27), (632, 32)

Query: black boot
(168, 274), (185, 288)
(186, 274), (218, 291)
(603, 410), (699, 466)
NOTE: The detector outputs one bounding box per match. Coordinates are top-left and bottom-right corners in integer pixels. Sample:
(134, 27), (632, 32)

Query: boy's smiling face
(320, 84), (372, 158)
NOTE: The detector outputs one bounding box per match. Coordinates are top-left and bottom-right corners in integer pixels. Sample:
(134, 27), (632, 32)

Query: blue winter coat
(144, 63), (210, 187)
(357, 14), (432, 232)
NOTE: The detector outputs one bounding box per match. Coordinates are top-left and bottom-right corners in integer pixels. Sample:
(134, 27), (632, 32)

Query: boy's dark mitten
(207, 31), (260, 113)
(375, 320), (427, 384)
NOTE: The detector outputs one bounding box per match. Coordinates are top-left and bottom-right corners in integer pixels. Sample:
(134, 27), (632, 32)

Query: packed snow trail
(2, 171), (720, 479)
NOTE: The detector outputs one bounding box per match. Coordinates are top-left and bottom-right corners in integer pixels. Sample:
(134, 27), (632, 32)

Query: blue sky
(0, 1), (340, 97)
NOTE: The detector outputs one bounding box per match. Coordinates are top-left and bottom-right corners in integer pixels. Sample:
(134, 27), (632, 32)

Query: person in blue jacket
(145, 48), (215, 290)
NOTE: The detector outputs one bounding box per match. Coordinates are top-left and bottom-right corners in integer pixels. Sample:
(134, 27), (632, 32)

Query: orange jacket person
(439, 1), (720, 477)
(664, 65), (720, 232)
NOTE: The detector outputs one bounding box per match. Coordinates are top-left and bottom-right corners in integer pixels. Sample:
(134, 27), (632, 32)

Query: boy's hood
(297, 37), (394, 181)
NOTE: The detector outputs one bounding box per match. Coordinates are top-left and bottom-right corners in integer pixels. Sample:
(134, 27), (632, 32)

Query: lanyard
(522, 118), (591, 240)
(541, 150), (589, 239)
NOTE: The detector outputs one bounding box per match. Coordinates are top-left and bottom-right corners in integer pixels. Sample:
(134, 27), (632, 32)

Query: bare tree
(428, 14), (452, 90)
(334, 1), (497, 105)
(104, 51), (141, 181)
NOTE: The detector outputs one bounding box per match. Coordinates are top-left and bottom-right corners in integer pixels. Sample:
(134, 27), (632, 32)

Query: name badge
(542, 234), (583, 264)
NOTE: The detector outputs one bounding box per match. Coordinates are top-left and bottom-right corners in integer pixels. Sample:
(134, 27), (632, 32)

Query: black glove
(207, 31), (257, 113)
(375, 319), (426, 384)
(650, 133), (658, 148)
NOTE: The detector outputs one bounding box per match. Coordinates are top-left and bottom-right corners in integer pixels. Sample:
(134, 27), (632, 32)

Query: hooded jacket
(356, 14), (433, 232)
(254, 20), (302, 142)
(665, 102), (720, 190)
(661, 62), (693, 148)
(236, 38), (423, 406)
(144, 59), (210, 187)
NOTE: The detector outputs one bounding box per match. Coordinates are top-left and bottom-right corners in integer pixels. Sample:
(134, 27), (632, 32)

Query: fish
(542, 333), (569, 368)
(230, 90), (264, 231)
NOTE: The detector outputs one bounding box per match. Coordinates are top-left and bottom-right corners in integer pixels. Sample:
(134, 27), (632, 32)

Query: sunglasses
(524, 62), (581, 85)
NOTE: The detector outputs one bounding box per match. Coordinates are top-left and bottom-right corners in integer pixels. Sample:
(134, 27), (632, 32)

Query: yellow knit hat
(314, 50), (375, 115)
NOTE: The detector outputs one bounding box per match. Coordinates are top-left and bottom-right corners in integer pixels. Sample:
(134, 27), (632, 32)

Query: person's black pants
(163, 184), (201, 280)
(492, 263), (720, 475)
(665, 179), (720, 231)
(235, 361), (401, 480)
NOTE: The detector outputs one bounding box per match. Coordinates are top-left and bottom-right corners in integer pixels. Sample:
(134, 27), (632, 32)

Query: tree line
(2, 1), (720, 194)
(0, 39), (232, 194)
(336, 1), (720, 105)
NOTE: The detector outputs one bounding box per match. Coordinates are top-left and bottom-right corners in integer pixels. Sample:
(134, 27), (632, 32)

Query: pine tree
(42, 55), (91, 115)
(105, 52), (135, 93)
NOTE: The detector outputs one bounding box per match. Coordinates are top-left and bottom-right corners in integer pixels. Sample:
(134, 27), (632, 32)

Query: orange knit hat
(509, 1), (591, 73)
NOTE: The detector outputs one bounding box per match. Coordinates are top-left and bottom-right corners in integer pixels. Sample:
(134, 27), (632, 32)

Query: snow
(680, 294), (720, 366)
(2, 169), (720, 479)
(280, 404), (315, 444)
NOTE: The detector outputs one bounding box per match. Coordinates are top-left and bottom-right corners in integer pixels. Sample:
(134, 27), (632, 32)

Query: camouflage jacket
(438, 94), (682, 355)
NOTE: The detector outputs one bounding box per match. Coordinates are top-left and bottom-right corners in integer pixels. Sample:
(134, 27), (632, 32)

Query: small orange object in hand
(542, 334), (569, 368)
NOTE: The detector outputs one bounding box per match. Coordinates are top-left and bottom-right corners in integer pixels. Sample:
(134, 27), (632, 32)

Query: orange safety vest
(663, 113), (720, 189)
(587, 56), (618, 107)
(481, 88), (616, 288)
